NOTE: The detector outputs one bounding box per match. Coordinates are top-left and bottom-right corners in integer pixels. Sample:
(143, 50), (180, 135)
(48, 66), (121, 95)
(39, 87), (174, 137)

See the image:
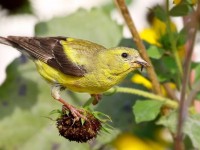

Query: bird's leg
(91, 94), (102, 105)
(51, 85), (87, 121)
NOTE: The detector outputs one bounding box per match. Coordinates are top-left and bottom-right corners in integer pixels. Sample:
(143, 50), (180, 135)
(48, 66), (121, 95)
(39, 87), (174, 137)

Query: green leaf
(153, 5), (167, 22)
(133, 100), (163, 123)
(151, 55), (179, 83)
(177, 28), (187, 47)
(35, 8), (122, 47)
(170, 4), (193, 16)
(93, 111), (112, 123)
(159, 33), (171, 50)
(49, 109), (62, 115)
(157, 74), (169, 82)
(156, 110), (177, 133)
(126, 0), (133, 5)
(184, 114), (200, 149)
(118, 38), (150, 49)
(147, 46), (164, 59)
(157, 112), (200, 149)
(193, 64), (200, 83)
(191, 63), (200, 100)
(162, 56), (177, 74)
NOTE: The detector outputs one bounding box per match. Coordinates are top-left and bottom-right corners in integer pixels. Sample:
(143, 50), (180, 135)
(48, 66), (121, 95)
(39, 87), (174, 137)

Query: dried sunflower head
(56, 111), (102, 143)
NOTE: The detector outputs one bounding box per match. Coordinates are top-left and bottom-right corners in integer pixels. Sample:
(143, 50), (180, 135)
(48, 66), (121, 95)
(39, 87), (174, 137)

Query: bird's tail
(0, 36), (24, 52)
(0, 36), (15, 46)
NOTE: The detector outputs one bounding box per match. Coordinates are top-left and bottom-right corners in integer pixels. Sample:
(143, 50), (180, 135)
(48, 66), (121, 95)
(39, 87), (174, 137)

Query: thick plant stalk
(113, 87), (178, 109)
(115, 0), (162, 95)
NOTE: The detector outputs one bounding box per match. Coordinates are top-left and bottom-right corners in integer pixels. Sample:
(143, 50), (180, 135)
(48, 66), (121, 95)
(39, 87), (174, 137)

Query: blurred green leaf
(177, 28), (187, 47)
(159, 33), (171, 50)
(184, 114), (200, 149)
(125, 0), (133, 5)
(133, 100), (163, 123)
(170, 4), (193, 16)
(147, 46), (164, 59)
(156, 110), (177, 133)
(119, 38), (136, 48)
(118, 38), (150, 49)
(35, 8), (122, 47)
(151, 55), (178, 84)
(158, 112), (200, 149)
(162, 56), (177, 74)
(192, 64), (200, 100)
(153, 5), (167, 22)
(157, 74), (169, 82)
(193, 64), (200, 83)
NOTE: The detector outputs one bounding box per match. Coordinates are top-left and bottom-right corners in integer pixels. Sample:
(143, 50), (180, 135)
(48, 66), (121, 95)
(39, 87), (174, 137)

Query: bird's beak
(132, 57), (150, 71)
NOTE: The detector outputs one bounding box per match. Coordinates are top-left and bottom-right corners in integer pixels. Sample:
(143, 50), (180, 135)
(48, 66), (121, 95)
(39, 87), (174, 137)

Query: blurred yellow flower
(178, 45), (185, 60)
(173, 0), (197, 5)
(173, 0), (181, 5)
(140, 28), (160, 46)
(131, 74), (176, 96)
(113, 133), (165, 150)
(140, 18), (176, 47)
(131, 74), (152, 89)
(152, 18), (176, 36)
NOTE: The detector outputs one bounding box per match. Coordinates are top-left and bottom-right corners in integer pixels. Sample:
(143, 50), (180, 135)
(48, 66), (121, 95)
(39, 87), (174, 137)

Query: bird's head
(100, 47), (149, 76)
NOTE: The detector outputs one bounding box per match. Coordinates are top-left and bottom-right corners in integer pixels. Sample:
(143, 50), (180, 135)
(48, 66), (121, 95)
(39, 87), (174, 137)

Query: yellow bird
(0, 36), (149, 120)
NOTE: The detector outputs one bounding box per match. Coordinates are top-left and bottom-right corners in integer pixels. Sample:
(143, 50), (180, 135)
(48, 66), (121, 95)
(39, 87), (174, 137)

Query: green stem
(166, 0), (183, 77)
(106, 87), (178, 109)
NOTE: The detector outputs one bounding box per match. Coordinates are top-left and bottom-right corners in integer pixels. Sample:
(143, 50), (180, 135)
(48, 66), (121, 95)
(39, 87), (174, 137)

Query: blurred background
(0, 0), (199, 150)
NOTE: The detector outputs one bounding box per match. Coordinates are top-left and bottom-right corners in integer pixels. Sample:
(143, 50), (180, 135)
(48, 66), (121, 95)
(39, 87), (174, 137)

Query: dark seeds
(56, 112), (102, 143)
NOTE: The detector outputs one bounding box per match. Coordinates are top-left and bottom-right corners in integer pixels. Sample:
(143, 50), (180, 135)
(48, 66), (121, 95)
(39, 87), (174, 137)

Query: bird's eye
(121, 53), (128, 58)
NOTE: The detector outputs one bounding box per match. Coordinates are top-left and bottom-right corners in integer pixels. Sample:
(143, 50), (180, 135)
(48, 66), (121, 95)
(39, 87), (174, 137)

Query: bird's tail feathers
(0, 36), (25, 53)
(0, 36), (16, 47)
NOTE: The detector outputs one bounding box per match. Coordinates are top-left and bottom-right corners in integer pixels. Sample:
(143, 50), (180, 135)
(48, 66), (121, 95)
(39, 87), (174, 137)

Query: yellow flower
(178, 45), (186, 60)
(140, 18), (176, 47)
(113, 133), (165, 150)
(152, 18), (176, 36)
(139, 28), (160, 46)
(131, 74), (152, 89)
(173, 0), (197, 5)
(131, 74), (176, 96)
(173, 0), (181, 5)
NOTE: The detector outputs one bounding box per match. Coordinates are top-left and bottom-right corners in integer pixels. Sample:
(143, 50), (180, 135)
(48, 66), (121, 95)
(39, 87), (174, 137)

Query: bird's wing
(5, 36), (106, 76)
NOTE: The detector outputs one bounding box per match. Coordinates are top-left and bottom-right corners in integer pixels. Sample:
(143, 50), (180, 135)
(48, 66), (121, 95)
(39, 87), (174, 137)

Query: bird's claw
(62, 105), (87, 121)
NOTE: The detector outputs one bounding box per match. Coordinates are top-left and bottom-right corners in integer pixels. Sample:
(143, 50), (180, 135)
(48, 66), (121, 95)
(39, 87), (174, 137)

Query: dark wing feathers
(3, 36), (87, 76)
(49, 39), (86, 76)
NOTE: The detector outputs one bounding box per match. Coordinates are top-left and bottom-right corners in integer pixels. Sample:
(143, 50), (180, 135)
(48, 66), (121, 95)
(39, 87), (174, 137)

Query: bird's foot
(57, 98), (87, 121)
(91, 94), (102, 105)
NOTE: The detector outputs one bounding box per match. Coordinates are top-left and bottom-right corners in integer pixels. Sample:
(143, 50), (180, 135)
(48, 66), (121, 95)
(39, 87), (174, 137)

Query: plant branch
(115, 0), (162, 95)
(175, 2), (200, 150)
(106, 87), (178, 109)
